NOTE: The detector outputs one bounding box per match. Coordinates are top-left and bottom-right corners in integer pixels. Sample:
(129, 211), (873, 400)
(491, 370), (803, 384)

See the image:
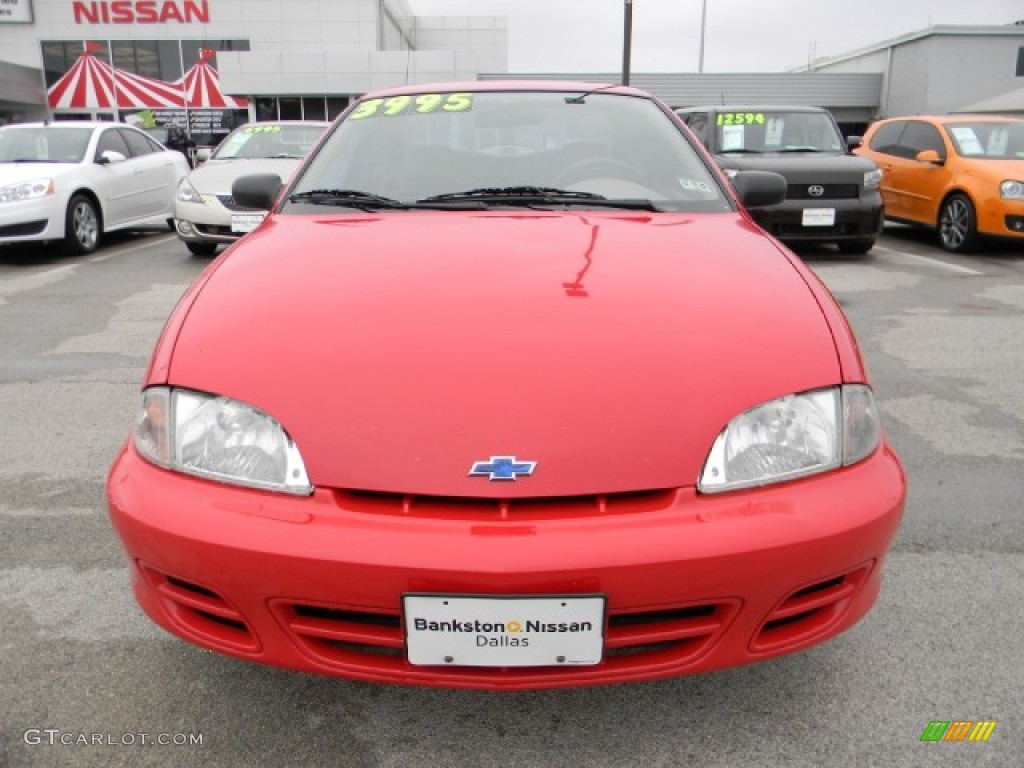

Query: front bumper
(0, 196), (66, 245)
(106, 441), (905, 690)
(174, 197), (258, 245)
(978, 195), (1024, 240)
(751, 194), (884, 244)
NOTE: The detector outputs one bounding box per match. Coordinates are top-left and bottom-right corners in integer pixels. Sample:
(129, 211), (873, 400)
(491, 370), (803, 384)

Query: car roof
(875, 114), (1023, 123)
(3, 121), (114, 128)
(238, 120), (330, 127)
(360, 80), (652, 100)
(677, 105), (828, 113)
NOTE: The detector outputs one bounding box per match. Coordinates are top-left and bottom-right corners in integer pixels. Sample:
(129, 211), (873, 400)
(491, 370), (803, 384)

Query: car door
(92, 126), (140, 226)
(119, 127), (175, 220)
(863, 120), (911, 218)
(892, 121), (952, 224)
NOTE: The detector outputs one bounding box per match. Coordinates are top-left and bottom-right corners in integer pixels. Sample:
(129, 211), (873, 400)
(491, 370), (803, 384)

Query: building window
(302, 97), (326, 121)
(1017, 46), (1024, 77)
(255, 97), (278, 121)
(326, 97), (350, 120)
(112, 40), (177, 80)
(279, 97), (302, 120)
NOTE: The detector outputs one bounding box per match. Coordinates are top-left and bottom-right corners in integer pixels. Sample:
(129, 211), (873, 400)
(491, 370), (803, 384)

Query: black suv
(677, 105), (884, 254)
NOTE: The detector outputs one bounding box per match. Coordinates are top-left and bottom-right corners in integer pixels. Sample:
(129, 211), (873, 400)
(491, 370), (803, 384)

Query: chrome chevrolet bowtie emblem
(468, 456), (537, 481)
(808, 184), (825, 197)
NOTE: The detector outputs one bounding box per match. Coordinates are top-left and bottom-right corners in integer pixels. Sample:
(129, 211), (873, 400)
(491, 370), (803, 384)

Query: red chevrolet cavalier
(106, 82), (906, 689)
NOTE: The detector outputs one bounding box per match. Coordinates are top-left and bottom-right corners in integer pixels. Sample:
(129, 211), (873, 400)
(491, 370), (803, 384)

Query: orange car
(853, 115), (1024, 252)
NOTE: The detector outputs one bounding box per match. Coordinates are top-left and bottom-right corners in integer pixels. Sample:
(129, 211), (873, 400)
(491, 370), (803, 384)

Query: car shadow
(784, 242), (877, 265)
(0, 230), (169, 267)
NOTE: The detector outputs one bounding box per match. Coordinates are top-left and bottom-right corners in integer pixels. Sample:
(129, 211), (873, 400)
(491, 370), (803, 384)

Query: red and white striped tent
(47, 46), (248, 110)
(47, 44), (186, 109)
(177, 50), (248, 109)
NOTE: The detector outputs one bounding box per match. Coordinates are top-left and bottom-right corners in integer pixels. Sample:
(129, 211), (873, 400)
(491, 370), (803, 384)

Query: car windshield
(0, 126), (93, 163)
(714, 110), (844, 153)
(288, 90), (730, 212)
(943, 120), (1024, 159)
(212, 123), (327, 160)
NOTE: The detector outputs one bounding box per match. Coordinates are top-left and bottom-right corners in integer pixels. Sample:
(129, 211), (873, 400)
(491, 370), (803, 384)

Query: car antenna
(565, 83), (619, 104)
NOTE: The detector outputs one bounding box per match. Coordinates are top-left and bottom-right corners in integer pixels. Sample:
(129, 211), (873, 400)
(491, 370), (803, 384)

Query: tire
(61, 194), (100, 255)
(837, 238), (875, 255)
(938, 193), (978, 253)
(186, 241), (219, 257)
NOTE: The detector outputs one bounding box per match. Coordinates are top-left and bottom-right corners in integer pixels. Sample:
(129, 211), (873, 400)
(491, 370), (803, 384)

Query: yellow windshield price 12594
(716, 112), (766, 126)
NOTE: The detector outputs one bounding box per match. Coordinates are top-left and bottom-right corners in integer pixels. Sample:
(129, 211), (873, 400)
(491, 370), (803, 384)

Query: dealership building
(0, 0), (508, 144)
(1, 1), (1022, 142)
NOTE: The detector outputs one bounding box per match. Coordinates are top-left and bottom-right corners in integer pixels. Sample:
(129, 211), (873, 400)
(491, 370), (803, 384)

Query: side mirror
(915, 149), (944, 165)
(195, 147), (212, 165)
(98, 150), (127, 165)
(233, 173), (283, 211)
(846, 135), (863, 150)
(730, 170), (787, 208)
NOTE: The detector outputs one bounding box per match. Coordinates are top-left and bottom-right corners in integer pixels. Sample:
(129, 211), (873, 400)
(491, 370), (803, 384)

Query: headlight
(863, 168), (883, 191)
(1000, 180), (1024, 200)
(698, 385), (880, 493)
(176, 177), (203, 204)
(134, 386), (312, 495)
(0, 178), (53, 203)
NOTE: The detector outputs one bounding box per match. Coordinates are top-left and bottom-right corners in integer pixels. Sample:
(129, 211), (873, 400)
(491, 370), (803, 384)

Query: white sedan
(174, 121), (329, 256)
(0, 121), (190, 255)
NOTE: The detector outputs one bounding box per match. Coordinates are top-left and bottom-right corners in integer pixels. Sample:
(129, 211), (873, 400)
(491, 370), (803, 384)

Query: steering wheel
(556, 157), (645, 186)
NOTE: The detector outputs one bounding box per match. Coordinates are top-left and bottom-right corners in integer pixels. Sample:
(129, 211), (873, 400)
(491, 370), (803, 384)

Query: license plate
(231, 212), (265, 233)
(802, 207), (836, 226)
(403, 594), (605, 667)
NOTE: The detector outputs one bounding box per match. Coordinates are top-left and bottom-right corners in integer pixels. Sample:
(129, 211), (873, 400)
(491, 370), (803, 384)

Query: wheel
(938, 193), (978, 253)
(556, 158), (644, 186)
(837, 238), (875, 255)
(186, 241), (219, 257)
(61, 194), (100, 255)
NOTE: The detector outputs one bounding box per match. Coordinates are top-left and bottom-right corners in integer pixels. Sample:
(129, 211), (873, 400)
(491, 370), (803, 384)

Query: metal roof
(478, 72), (882, 110)
(797, 24), (1024, 71)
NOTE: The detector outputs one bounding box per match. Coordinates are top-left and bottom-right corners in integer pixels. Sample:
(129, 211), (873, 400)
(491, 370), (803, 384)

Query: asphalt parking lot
(1, 226), (1022, 768)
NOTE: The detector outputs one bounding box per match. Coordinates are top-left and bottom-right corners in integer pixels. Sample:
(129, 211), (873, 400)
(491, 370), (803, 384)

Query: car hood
(952, 156), (1024, 179)
(186, 158), (303, 194)
(167, 211), (841, 497)
(715, 152), (878, 180)
(0, 161), (80, 180)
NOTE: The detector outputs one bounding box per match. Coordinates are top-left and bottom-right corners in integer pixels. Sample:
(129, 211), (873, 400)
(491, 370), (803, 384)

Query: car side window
(867, 121), (907, 157)
(95, 128), (132, 161)
(899, 121), (946, 160)
(684, 113), (709, 146)
(119, 128), (157, 158)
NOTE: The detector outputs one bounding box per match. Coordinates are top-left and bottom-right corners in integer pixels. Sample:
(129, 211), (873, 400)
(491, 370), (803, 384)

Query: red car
(106, 81), (906, 690)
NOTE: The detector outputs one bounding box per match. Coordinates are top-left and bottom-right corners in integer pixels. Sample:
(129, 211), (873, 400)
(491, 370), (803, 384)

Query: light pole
(698, 0), (707, 73)
(622, 0), (633, 85)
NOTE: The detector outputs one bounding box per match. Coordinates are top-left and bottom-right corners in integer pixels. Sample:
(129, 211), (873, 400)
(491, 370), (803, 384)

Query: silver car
(173, 120), (329, 256)
(0, 121), (189, 255)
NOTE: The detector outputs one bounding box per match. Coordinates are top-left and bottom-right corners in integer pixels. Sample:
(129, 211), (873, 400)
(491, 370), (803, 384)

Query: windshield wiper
(418, 186), (661, 211)
(422, 186), (606, 202)
(719, 148), (761, 154)
(3, 158), (65, 163)
(778, 147), (823, 153)
(288, 189), (411, 209)
(287, 188), (489, 211)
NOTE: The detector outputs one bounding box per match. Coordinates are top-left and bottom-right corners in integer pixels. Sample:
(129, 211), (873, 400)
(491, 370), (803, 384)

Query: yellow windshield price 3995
(349, 93), (473, 120)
